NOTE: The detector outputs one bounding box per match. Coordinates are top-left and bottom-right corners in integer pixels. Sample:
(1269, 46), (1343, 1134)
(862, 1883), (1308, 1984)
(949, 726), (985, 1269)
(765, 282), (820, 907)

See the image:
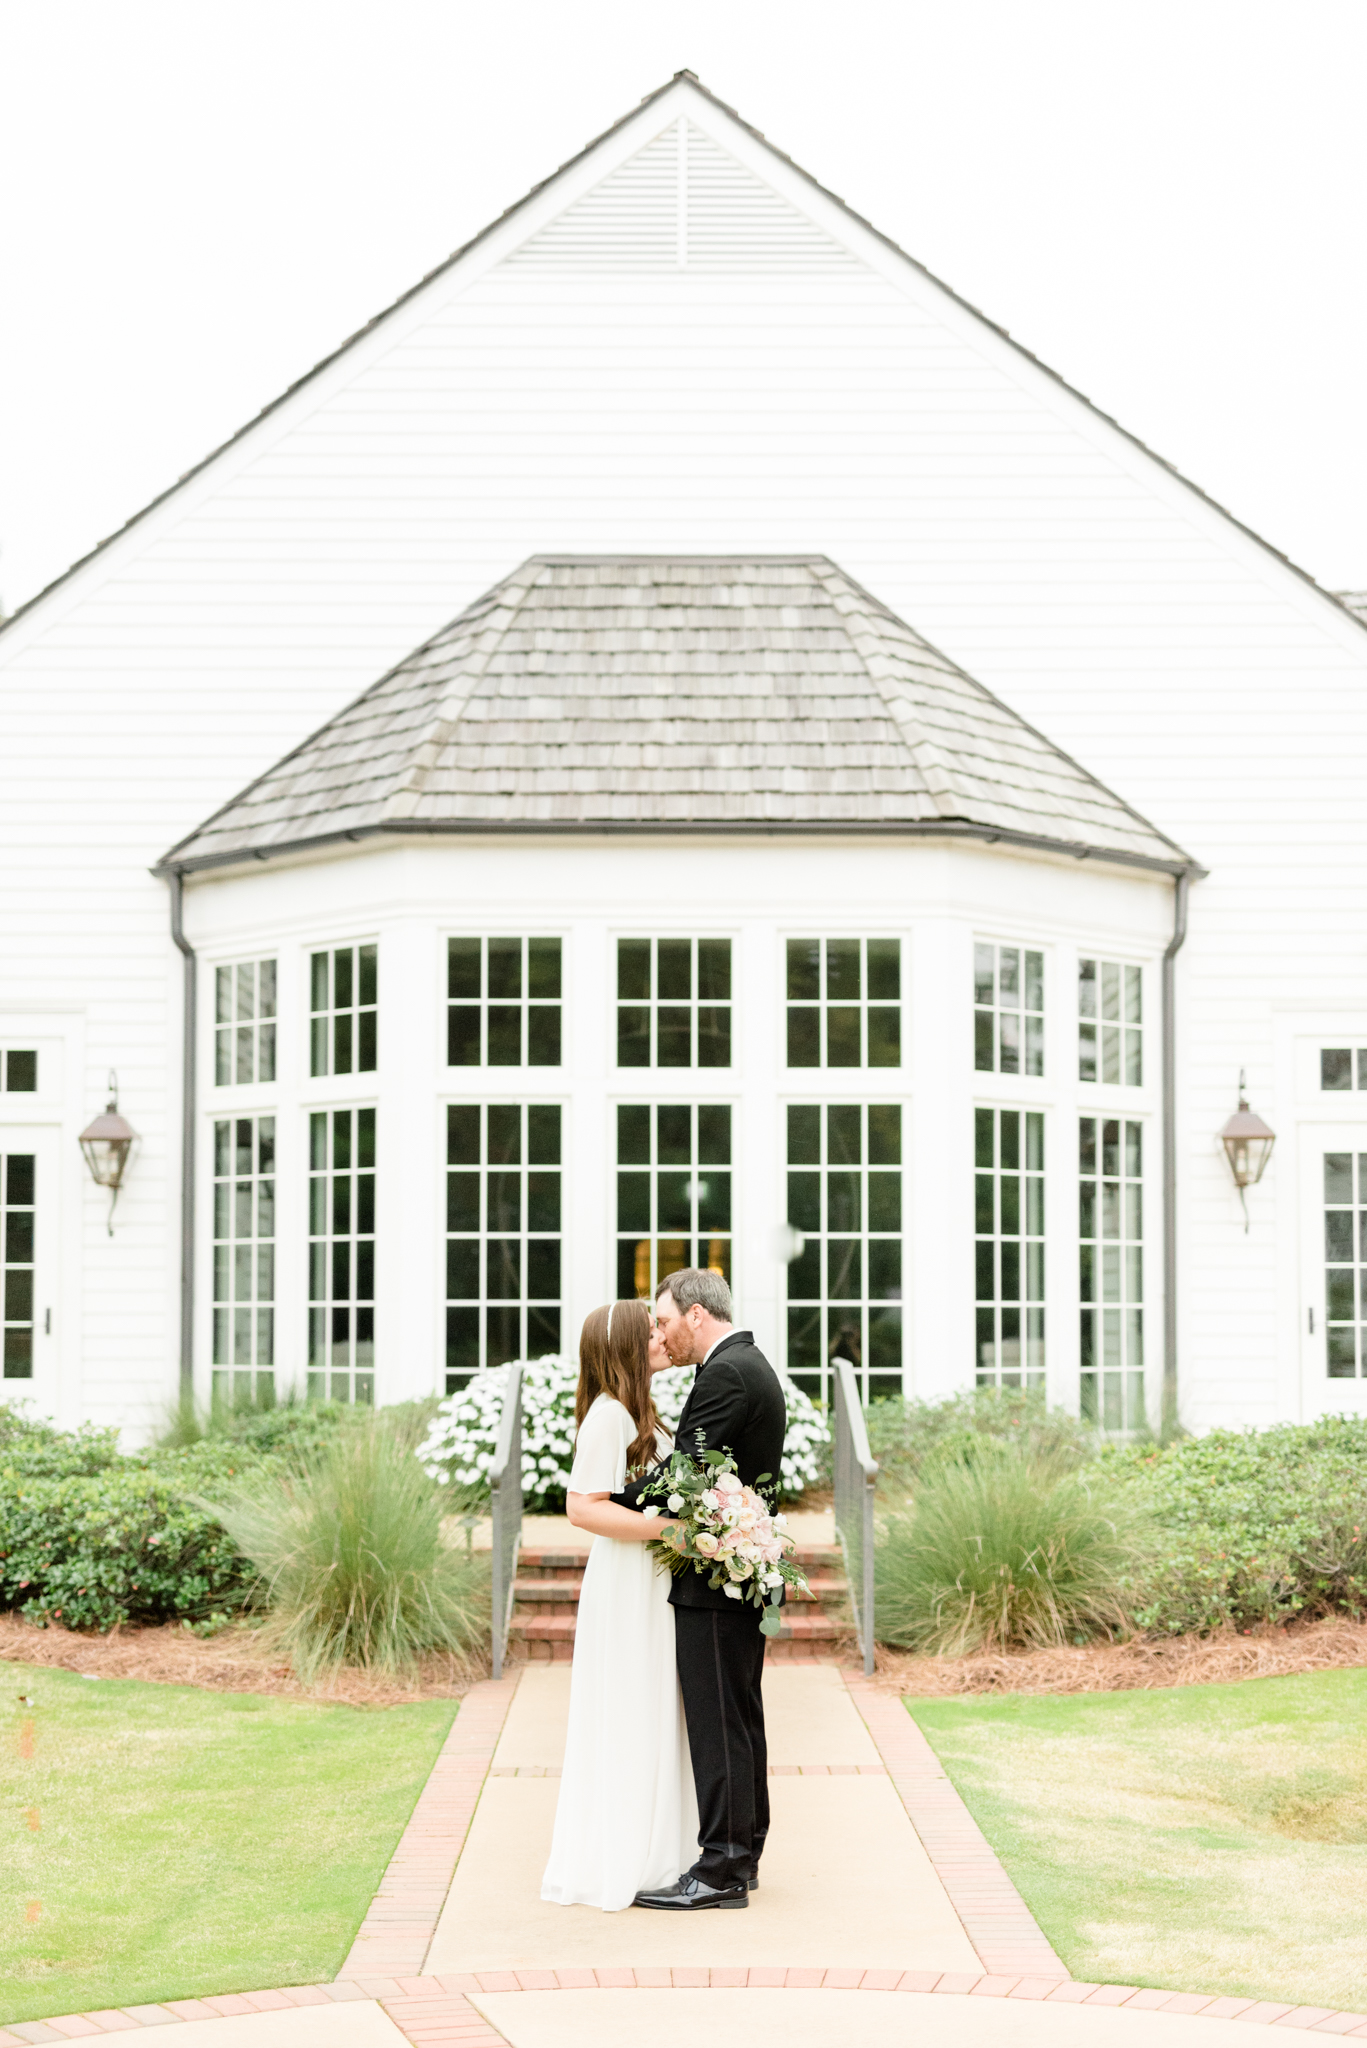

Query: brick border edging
(338, 1672), (521, 1979)
(841, 1671), (1069, 1979)
(8, 1972), (1365, 2043)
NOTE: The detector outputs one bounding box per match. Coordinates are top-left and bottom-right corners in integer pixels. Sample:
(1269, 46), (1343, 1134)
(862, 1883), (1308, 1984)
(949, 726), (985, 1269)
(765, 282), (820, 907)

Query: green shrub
(866, 1386), (1094, 1497)
(205, 1421), (490, 1680)
(874, 1443), (1142, 1654)
(0, 1407), (123, 1481)
(0, 1463), (253, 1631)
(1107, 1418), (1367, 1635)
(156, 1387), (354, 1459)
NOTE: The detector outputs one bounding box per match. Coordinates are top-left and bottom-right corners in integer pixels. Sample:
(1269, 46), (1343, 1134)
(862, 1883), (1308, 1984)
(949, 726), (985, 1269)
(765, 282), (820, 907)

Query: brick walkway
(6, 1661), (1367, 2046)
(843, 1675), (1069, 1979)
(339, 1675), (519, 1980)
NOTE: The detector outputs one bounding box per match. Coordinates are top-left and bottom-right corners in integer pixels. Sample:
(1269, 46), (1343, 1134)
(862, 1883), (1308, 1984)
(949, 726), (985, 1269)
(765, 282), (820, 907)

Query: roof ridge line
(825, 561), (1200, 872)
(812, 561), (992, 823)
(9, 73), (1365, 645)
(154, 560), (539, 871)
(380, 564), (550, 823)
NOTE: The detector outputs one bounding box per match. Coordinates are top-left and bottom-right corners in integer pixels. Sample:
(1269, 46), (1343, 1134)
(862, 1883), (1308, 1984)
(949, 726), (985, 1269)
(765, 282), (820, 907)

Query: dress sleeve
(567, 1398), (631, 1494)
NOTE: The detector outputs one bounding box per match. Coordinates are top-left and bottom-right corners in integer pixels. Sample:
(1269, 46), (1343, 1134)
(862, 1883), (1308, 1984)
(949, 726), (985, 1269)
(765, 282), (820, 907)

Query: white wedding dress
(540, 1393), (698, 1910)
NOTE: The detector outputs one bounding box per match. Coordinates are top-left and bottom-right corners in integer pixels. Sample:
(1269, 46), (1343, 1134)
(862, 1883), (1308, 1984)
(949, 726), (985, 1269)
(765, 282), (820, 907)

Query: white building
(2, 72), (1365, 1441)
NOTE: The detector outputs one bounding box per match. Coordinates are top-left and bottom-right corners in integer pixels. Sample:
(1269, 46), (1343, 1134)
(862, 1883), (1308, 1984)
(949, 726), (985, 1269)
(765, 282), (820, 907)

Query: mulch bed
(0, 1611), (486, 1707)
(874, 1614), (1367, 1695)
(7, 1608), (1367, 1706)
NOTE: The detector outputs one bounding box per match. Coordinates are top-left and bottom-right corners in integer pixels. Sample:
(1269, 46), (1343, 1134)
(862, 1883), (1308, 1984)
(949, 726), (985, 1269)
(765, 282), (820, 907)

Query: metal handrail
(832, 1360), (879, 1676)
(489, 1365), (523, 1680)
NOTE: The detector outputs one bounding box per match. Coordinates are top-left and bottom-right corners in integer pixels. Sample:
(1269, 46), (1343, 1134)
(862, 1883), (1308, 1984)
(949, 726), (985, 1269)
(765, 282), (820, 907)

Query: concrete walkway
(427, 1663), (980, 1976)
(7, 1657), (1367, 2046)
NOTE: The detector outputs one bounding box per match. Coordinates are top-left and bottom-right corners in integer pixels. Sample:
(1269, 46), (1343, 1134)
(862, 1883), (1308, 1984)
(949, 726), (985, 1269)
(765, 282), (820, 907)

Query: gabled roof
(5, 71), (1364, 645)
(161, 556), (1194, 876)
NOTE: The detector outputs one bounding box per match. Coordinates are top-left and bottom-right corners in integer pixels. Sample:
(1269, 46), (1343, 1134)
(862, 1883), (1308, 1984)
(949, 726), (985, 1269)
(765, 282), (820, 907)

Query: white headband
(606, 1302), (615, 1342)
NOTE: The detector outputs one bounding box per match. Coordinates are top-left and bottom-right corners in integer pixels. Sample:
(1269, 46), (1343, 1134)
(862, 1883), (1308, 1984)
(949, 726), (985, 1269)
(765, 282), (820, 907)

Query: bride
(540, 1297), (697, 1911)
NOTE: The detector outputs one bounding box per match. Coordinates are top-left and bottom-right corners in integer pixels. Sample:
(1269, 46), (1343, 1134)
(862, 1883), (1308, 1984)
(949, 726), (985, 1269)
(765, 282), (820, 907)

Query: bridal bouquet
(638, 1444), (809, 1636)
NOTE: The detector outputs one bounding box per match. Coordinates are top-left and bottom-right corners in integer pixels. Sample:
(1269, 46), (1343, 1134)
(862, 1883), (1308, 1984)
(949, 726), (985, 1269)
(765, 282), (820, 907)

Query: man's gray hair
(657, 1267), (734, 1323)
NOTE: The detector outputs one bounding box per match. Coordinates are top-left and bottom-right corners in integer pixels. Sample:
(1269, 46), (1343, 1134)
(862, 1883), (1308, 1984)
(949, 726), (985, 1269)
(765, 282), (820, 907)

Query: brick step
(516, 1543), (841, 1572)
(506, 1535), (850, 1662)
(513, 1572), (846, 1602)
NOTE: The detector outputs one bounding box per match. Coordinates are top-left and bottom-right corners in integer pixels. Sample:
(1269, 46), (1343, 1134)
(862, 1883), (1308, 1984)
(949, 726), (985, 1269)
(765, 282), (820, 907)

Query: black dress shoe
(749, 1875), (759, 1891)
(632, 1874), (748, 1911)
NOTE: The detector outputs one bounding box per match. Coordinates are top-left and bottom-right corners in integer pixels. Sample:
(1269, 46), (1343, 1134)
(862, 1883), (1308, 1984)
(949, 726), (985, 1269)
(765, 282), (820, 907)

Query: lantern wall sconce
(79, 1072), (140, 1235)
(1219, 1070), (1275, 1232)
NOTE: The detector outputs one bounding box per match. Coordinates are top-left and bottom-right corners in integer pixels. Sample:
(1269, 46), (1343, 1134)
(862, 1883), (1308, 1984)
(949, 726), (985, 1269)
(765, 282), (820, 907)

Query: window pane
(867, 1008), (901, 1067)
(487, 1006), (522, 1066)
(656, 1008), (692, 1067)
(697, 1007), (730, 1068)
(698, 940), (731, 1001)
(617, 1105), (651, 1164)
(657, 939), (692, 1001)
(488, 937), (522, 1000)
(1323, 1048), (1353, 1091)
(528, 938), (562, 999)
(826, 940), (860, 1001)
(866, 939), (900, 1001)
(868, 1173), (901, 1232)
(974, 944), (995, 1007)
(868, 1105), (901, 1165)
(617, 1007), (650, 1066)
(658, 1104), (692, 1164)
(787, 1008), (820, 1067)
(828, 1105), (861, 1165)
(528, 1007), (561, 1066)
(618, 940), (651, 1001)
(6, 1051), (37, 1092)
(826, 1008), (860, 1067)
(787, 939), (820, 1002)
(528, 1105), (561, 1165)
(788, 1106), (820, 1165)
(787, 1172), (821, 1233)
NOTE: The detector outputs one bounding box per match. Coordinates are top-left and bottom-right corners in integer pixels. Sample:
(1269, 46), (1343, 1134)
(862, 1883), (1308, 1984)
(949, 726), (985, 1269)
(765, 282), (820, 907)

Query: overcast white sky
(1, 0), (1363, 617)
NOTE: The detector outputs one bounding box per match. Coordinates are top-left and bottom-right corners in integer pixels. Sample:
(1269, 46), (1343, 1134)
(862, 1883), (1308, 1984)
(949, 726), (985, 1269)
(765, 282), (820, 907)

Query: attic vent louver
(505, 119), (860, 274)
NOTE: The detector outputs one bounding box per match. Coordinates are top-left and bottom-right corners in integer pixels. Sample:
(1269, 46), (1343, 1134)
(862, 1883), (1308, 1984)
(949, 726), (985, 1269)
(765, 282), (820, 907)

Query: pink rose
(715, 1472), (743, 1495)
(694, 1533), (720, 1557)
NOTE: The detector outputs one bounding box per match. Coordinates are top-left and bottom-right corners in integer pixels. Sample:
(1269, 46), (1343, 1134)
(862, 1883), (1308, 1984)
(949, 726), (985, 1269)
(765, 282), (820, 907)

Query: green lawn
(1, 1663), (455, 2024)
(912, 1670), (1367, 2011)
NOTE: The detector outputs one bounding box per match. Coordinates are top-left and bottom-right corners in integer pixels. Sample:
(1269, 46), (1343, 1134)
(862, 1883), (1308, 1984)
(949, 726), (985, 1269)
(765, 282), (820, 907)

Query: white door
(1299, 1124), (1367, 1419)
(0, 1127), (60, 1413)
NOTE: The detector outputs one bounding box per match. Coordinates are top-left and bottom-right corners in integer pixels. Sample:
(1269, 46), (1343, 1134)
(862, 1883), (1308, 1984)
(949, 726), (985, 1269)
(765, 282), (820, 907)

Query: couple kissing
(540, 1268), (787, 1913)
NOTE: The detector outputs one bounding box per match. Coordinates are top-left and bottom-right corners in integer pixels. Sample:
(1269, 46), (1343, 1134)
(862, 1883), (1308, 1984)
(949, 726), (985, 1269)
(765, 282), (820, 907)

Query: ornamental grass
(873, 1443), (1143, 1656)
(204, 1418), (488, 1681)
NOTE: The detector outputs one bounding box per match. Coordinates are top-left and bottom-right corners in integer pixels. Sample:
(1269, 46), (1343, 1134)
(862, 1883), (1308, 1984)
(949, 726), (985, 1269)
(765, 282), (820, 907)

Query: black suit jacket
(615, 1330), (788, 1614)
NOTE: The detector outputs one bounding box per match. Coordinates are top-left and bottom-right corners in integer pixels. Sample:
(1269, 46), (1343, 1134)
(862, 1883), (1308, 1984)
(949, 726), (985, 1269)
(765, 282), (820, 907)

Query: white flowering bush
(417, 1354), (830, 1512)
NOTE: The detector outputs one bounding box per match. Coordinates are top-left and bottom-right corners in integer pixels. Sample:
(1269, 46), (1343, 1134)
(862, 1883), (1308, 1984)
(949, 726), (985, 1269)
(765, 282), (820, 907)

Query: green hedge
(868, 1399), (1367, 1647)
(0, 1404), (354, 1633)
(1106, 1417), (1367, 1635)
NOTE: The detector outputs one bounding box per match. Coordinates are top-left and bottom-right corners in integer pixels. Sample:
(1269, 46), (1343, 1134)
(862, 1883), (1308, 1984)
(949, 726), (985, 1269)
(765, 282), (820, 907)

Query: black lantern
(79, 1072), (139, 1234)
(1219, 1071), (1275, 1232)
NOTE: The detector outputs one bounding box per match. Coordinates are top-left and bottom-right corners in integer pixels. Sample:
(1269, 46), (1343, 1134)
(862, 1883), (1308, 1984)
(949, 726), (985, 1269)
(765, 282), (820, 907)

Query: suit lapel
(672, 1332), (750, 1448)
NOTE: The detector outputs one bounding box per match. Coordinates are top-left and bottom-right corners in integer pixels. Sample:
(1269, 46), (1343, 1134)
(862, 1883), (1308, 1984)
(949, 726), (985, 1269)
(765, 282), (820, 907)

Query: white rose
(723, 1584), (743, 1599)
(667, 1494), (684, 1512)
(642, 1504), (661, 1519)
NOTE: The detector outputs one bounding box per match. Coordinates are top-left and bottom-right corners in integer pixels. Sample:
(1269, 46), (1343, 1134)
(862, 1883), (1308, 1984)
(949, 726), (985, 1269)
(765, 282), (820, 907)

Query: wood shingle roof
(162, 556), (1193, 874)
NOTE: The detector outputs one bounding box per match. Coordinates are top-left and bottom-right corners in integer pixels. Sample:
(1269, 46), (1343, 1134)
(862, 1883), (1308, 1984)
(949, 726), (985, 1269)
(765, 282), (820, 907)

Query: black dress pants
(674, 1604), (769, 1888)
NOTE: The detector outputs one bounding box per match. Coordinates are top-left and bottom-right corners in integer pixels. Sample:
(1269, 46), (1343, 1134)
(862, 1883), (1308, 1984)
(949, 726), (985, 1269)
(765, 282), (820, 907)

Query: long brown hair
(576, 1298), (663, 1476)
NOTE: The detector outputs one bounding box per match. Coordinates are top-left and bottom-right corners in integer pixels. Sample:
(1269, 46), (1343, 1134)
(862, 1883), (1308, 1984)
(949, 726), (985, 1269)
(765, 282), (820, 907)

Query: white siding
(1, 75), (1364, 1428)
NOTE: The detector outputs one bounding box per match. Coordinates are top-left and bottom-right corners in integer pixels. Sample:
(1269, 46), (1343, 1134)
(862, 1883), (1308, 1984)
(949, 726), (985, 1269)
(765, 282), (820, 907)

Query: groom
(615, 1267), (787, 1912)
